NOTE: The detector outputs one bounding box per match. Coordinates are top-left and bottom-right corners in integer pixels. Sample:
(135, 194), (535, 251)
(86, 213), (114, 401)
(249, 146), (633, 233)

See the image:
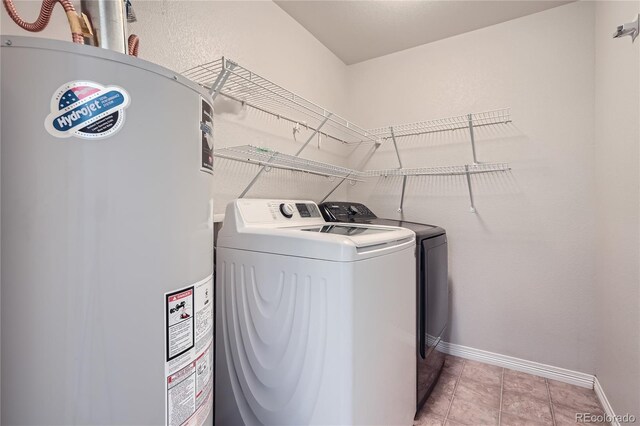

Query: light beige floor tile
(460, 360), (503, 387)
(502, 369), (549, 402)
(501, 389), (553, 425)
(420, 387), (453, 417)
(414, 409), (445, 426)
(454, 377), (501, 410)
(547, 380), (603, 414)
(552, 403), (607, 425)
(447, 397), (499, 425)
(500, 411), (552, 426)
(443, 355), (465, 376)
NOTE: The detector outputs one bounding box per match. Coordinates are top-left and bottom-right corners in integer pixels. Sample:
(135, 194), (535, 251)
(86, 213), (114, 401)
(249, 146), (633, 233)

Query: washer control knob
(279, 203), (294, 218)
(348, 205), (360, 215)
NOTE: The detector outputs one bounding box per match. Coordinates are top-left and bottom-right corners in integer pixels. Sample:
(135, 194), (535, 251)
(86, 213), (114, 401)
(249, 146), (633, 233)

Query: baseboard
(594, 377), (619, 426)
(437, 341), (595, 389)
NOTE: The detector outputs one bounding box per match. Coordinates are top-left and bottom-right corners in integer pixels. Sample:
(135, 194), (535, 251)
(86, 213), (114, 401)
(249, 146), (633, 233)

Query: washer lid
(298, 224), (397, 236)
(217, 199), (415, 261)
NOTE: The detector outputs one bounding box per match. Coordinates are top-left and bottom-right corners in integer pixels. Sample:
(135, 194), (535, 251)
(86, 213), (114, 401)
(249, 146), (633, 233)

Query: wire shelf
(214, 145), (364, 181)
(365, 162), (511, 177)
(215, 144), (510, 179)
(183, 58), (379, 145)
(369, 108), (511, 139)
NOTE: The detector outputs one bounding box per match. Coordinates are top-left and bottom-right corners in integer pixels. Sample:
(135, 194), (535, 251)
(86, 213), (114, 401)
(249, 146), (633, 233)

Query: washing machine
(215, 199), (417, 425)
(319, 202), (448, 414)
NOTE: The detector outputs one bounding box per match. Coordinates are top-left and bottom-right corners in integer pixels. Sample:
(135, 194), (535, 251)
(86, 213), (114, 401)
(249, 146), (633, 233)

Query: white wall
(127, 0), (355, 213)
(4, 1), (640, 409)
(594, 1), (640, 417)
(345, 1), (599, 374)
(0, 0), (81, 42)
(2, 0), (352, 213)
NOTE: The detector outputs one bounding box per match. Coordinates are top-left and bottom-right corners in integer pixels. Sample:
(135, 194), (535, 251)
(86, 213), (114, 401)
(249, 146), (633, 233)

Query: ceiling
(275, 1), (573, 65)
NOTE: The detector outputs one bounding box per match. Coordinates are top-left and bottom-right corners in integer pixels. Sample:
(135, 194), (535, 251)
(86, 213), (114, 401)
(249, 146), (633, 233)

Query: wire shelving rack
(368, 108), (511, 140)
(182, 57), (378, 145)
(359, 108), (512, 213)
(366, 162), (511, 177)
(184, 59), (513, 212)
(214, 145), (363, 195)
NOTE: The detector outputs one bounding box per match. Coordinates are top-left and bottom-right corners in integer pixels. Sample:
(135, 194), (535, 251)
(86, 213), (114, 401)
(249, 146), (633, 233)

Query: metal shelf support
(209, 57), (235, 100)
(468, 113), (479, 164)
(464, 165), (477, 213)
(389, 126), (408, 214)
(238, 151), (277, 198)
(320, 141), (382, 202)
(399, 175), (408, 213)
(238, 115), (332, 198)
(295, 114), (331, 156)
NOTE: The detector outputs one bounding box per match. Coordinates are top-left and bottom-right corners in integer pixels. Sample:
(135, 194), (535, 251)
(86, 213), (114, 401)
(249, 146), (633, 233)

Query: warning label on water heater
(200, 97), (214, 174)
(165, 275), (213, 426)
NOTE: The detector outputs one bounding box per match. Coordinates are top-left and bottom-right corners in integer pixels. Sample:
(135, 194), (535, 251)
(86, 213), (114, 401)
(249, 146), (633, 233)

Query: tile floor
(415, 355), (606, 426)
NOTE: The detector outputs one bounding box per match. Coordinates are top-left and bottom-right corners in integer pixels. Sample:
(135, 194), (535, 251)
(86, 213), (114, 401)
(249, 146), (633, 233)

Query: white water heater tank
(0, 36), (215, 426)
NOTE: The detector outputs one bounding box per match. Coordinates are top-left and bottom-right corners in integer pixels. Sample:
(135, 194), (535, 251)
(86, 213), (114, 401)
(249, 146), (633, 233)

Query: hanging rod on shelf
(366, 162), (511, 177)
(215, 145), (511, 212)
(182, 57), (380, 146)
(214, 145), (365, 185)
(368, 108), (511, 140)
(368, 108), (510, 165)
(366, 162), (512, 214)
(214, 153), (365, 182)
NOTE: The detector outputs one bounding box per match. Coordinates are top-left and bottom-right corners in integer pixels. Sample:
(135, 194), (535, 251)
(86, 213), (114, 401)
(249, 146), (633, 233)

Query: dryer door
(420, 234), (448, 358)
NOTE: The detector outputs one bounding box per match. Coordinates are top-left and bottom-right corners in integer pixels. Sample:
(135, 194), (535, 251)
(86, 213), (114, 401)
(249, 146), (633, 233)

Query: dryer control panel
(318, 201), (377, 222)
(235, 199), (323, 225)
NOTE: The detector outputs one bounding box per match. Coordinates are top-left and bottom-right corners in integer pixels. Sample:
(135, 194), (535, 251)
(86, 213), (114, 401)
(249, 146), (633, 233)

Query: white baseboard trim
(437, 341), (595, 389)
(594, 377), (619, 426)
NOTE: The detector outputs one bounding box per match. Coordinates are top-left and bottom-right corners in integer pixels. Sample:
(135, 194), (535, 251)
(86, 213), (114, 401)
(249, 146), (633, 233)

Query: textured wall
(594, 0), (640, 417)
(2, 0), (352, 213)
(345, 2), (599, 375)
(127, 1), (353, 213)
(3, 3), (639, 407)
(0, 0), (81, 42)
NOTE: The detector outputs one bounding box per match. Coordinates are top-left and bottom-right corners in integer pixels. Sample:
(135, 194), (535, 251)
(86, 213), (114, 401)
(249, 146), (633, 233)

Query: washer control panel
(279, 203), (295, 218)
(236, 199), (323, 225)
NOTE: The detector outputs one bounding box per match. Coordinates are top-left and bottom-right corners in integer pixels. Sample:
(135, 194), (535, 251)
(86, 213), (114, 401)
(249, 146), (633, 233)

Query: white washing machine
(215, 199), (417, 425)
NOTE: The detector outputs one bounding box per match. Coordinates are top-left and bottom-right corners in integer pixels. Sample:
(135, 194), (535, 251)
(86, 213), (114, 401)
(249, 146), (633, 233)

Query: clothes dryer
(319, 202), (448, 412)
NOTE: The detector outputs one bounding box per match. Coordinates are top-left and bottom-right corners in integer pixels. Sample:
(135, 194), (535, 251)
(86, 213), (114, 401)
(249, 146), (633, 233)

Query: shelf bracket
(295, 114), (332, 156)
(390, 126), (407, 215)
(399, 175), (408, 214)
(320, 141), (381, 203)
(238, 152), (277, 198)
(390, 126), (403, 169)
(239, 114), (332, 198)
(464, 164), (477, 213)
(468, 113), (479, 165)
(209, 57), (236, 100)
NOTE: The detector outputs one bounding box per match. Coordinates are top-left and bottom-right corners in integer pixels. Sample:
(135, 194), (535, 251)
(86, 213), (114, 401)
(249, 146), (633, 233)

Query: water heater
(0, 36), (215, 425)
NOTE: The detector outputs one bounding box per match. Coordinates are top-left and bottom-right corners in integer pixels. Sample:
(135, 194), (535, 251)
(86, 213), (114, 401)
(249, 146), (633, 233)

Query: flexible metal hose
(127, 33), (139, 57)
(2, 0), (84, 43)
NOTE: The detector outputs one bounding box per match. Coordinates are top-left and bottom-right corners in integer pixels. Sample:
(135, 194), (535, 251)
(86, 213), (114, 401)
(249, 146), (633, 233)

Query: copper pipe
(2, 0), (84, 44)
(127, 34), (139, 57)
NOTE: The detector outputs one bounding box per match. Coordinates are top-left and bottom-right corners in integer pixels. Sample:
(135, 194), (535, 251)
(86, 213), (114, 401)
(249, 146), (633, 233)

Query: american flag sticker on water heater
(44, 81), (131, 140)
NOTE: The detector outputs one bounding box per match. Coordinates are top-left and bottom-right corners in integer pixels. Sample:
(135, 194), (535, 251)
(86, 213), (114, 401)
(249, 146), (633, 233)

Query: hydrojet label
(45, 81), (131, 139)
